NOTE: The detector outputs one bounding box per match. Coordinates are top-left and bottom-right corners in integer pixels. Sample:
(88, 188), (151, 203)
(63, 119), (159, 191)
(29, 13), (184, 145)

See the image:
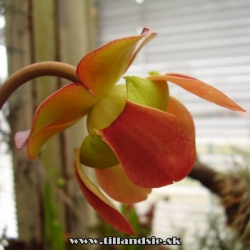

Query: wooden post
(5, 0), (96, 247)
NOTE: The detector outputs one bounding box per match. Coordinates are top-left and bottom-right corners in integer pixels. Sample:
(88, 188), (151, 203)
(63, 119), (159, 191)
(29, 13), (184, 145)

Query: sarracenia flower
(14, 28), (245, 235)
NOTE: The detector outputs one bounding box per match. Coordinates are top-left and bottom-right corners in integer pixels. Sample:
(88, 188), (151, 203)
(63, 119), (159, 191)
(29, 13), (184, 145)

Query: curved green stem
(0, 61), (80, 109)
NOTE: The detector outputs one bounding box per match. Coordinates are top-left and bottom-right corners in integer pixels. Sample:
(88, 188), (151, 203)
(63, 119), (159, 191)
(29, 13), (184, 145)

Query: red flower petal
(167, 96), (195, 134)
(95, 164), (151, 204)
(100, 100), (196, 188)
(23, 83), (96, 159)
(148, 73), (245, 112)
(74, 148), (135, 235)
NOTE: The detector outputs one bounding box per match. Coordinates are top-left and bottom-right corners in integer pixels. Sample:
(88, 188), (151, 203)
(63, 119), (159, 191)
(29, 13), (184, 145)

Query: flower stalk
(0, 62), (80, 109)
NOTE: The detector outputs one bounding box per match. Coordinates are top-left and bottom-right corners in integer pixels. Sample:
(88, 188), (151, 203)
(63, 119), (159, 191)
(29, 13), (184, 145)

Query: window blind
(96, 0), (250, 156)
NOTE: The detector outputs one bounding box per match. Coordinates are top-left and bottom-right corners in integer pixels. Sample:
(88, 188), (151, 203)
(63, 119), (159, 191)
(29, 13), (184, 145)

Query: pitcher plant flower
(8, 27), (245, 235)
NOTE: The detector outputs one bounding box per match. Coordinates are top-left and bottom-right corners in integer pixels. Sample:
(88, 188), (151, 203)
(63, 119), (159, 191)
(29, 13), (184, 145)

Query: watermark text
(69, 236), (181, 246)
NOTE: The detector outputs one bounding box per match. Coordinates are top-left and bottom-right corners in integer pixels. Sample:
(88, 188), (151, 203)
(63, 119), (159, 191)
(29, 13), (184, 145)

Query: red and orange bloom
(14, 28), (245, 235)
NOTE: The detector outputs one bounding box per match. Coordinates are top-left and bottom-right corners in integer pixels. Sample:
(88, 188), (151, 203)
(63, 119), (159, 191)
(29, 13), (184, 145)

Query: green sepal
(87, 84), (127, 134)
(80, 133), (119, 169)
(124, 76), (168, 111)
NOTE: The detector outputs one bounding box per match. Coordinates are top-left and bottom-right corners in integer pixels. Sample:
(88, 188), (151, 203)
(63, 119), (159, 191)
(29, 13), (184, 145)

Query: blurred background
(0, 0), (249, 249)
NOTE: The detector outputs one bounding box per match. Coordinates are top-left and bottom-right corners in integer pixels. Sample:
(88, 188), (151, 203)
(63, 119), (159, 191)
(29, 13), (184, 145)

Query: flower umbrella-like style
(13, 28), (245, 235)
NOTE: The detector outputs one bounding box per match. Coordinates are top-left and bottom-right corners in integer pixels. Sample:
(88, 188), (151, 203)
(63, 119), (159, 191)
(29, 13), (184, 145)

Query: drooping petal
(22, 83), (97, 160)
(148, 73), (245, 112)
(95, 164), (151, 204)
(100, 100), (196, 188)
(15, 129), (31, 150)
(77, 31), (149, 98)
(80, 133), (119, 168)
(74, 148), (135, 235)
(167, 96), (195, 134)
(125, 76), (168, 111)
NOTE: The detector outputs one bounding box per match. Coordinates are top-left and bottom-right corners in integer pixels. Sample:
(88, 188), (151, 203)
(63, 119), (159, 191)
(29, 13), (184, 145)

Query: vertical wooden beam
(5, 1), (43, 246)
(5, 0), (97, 246)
